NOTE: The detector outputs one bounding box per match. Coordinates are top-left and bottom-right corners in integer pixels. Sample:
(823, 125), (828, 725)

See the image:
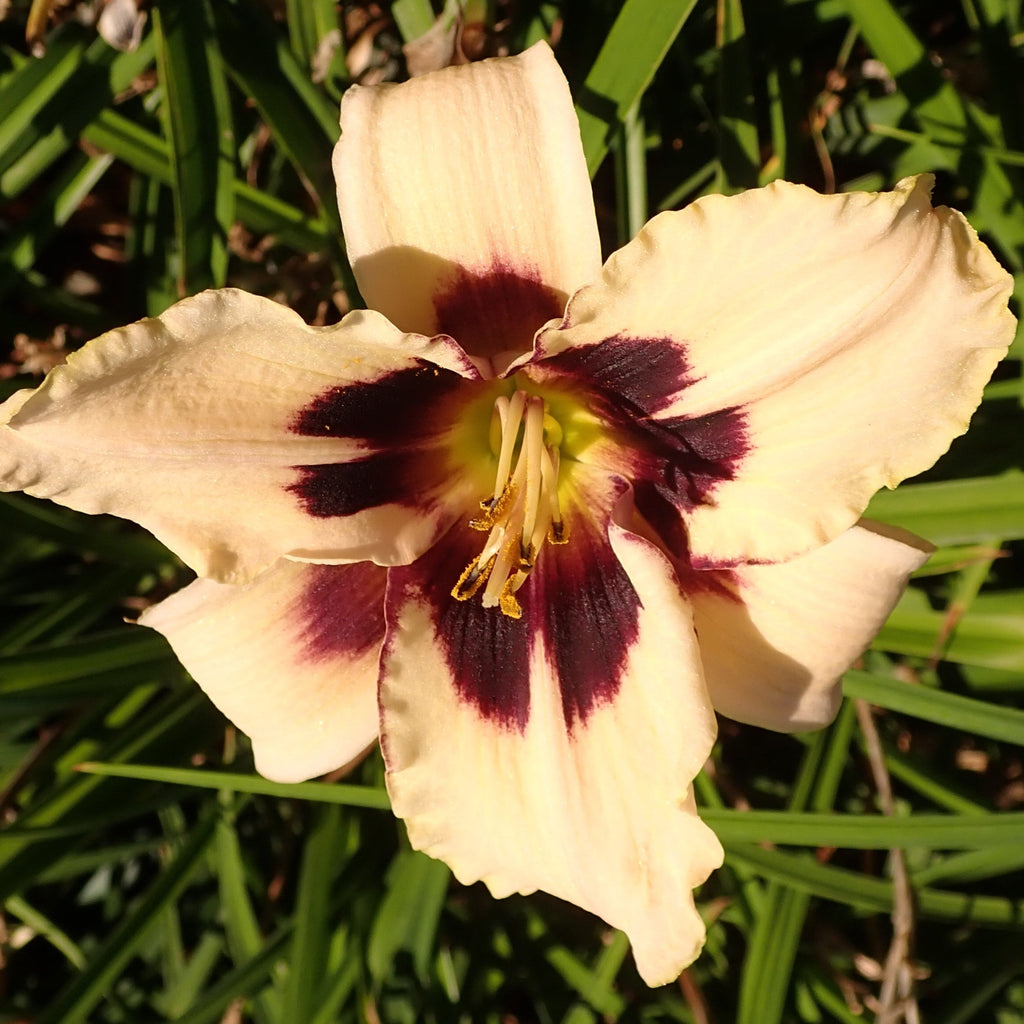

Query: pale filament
(519, 397), (545, 555)
(452, 390), (568, 619)
(488, 390), (526, 509)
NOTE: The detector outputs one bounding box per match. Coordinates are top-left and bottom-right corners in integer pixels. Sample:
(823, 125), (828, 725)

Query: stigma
(452, 390), (568, 618)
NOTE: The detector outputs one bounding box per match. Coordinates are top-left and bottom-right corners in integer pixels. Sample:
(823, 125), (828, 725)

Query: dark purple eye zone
(390, 500), (642, 735)
(286, 360), (482, 520)
(533, 333), (751, 515)
(433, 262), (565, 360)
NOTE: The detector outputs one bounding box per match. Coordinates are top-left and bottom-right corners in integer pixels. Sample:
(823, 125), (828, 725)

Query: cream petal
(538, 176), (1015, 566)
(691, 521), (932, 732)
(335, 41), (601, 367)
(380, 470), (722, 985)
(141, 559), (386, 782)
(0, 289), (490, 582)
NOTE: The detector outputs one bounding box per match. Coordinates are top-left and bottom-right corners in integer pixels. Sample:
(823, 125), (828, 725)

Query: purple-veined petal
(0, 289), (491, 582)
(335, 42), (601, 369)
(534, 176), (1015, 567)
(380, 467), (722, 985)
(141, 559), (386, 782)
(522, 334), (750, 549)
(688, 521), (932, 731)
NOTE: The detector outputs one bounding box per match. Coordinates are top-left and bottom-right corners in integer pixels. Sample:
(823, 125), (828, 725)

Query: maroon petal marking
(633, 480), (688, 559)
(434, 262), (564, 360)
(288, 361), (481, 519)
(295, 562), (387, 663)
(388, 525), (532, 732)
(291, 360), (466, 444)
(632, 406), (750, 511)
(536, 511), (641, 730)
(289, 451), (424, 519)
(633, 477), (741, 602)
(532, 334), (750, 516)
(538, 334), (693, 415)
(387, 501), (643, 735)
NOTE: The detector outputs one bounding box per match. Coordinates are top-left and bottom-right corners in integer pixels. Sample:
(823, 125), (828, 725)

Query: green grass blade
(307, 958), (361, 1024)
(0, 150), (113, 302)
(933, 938), (1024, 1024)
(524, 903), (627, 1018)
(737, 708), (855, 1024)
(158, 931), (224, 1020)
(0, 25), (89, 177)
(391, 0), (436, 42)
(212, 0), (340, 213)
(912, 845), (1024, 887)
(368, 847), (450, 984)
(866, 473), (1024, 544)
(577, 0), (699, 176)
(34, 840), (165, 885)
(172, 923), (294, 1024)
(736, 735), (822, 1024)
(0, 564), (145, 653)
(879, 745), (987, 815)
(0, 630), (174, 690)
(842, 0), (967, 141)
(36, 807), (219, 1024)
(0, 494), (170, 566)
(213, 805), (283, 1024)
(844, 669), (1024, 741)
(0, 800), (175, 846)
(876, 596), (1024, 670)
(0, 690), (210, 896)
(286, 0), (339, 67)
(715, 0), (759, 190)
(0, 33), (153, 200)
(285, 805), (346, 1020)
(211, 0), (356, 296)
(4, 894), (86, 969)
(704, 810), (1024, 848)
(797, 965), (880, 1024)
(727, 843), (1023, 927)
(83, 108), (331, 251)
(613, 102), (648, 245)
(153, 0), (236, 293)
(75, 761), (392, 809)
(128, 168), (180, 317)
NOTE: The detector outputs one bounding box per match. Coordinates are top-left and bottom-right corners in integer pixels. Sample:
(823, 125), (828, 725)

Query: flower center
(451, 389), (568, 619)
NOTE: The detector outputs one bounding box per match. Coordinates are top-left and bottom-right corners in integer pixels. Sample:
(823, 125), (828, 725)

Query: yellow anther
(451, 555), (494, 602)
(498, 575), (525, 619)
(454, 387), (567, 618)
(469, 480), (514, 531)
(548, 519), (568, 545)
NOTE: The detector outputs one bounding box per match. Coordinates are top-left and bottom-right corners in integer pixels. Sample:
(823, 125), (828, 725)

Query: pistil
(452, 390), (568, 618)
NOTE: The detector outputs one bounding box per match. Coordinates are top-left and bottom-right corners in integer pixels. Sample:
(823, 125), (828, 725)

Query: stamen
(476, 519), (509, 567)
(499, 573), (525, 619)
(540, 447), (566, 544)
(489, 390), (526, 506)
(469, 482), (511, 530)
(451, 388), (567, 617)
(452, 554), (495, 601)
(480, 534), (519, 609)
(519, 397), (545, 559)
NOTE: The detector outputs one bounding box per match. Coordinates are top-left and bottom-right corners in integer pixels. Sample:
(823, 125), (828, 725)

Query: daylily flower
(0, 43), (1015, 984)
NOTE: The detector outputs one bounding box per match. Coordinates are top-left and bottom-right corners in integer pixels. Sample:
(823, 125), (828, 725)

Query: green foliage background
(1, 0), (1023, 1021)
